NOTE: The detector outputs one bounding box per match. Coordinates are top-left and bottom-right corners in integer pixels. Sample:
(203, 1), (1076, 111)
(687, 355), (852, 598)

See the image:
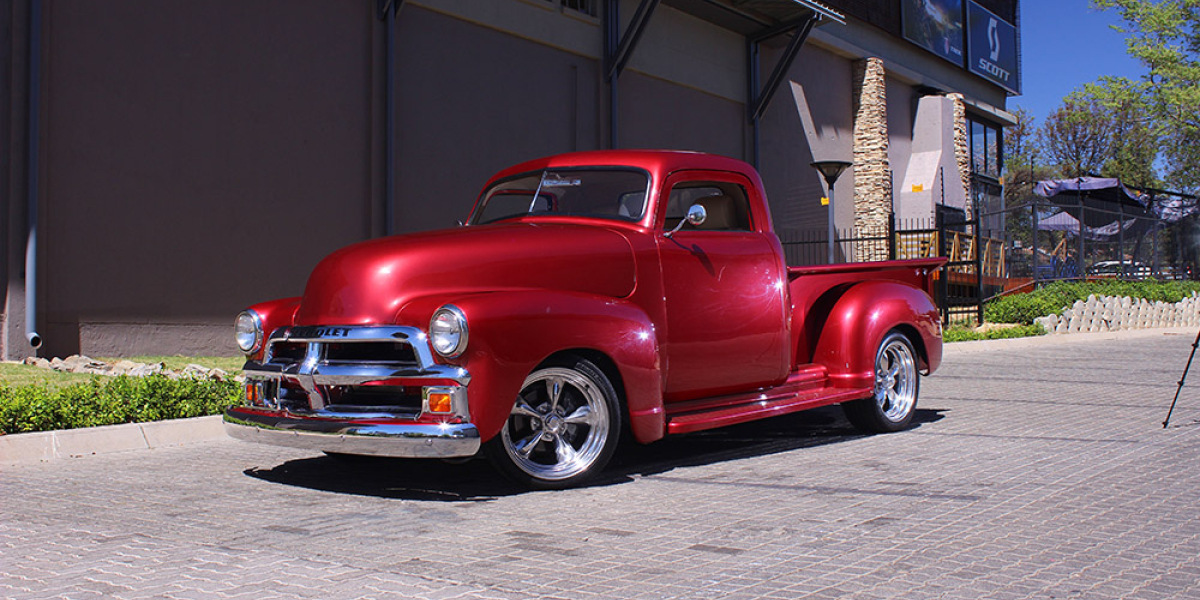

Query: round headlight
(430, 305), (468, 358)
(235, 311), (263, 353)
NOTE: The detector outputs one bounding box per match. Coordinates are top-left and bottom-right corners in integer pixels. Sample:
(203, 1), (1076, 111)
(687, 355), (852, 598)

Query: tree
(1085, 77), (1161, 187)
(1036, 84), (1160, 187)
(1003, 109), (1056, 267)
(1038, 92), (1117, 179)
(1094, 0), (1200, 190)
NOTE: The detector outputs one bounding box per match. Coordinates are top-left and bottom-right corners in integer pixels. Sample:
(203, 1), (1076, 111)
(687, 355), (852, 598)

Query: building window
(967, 116), (1004, 238)
(562, 0), (599, 17)
(969, 117), (1002, 180)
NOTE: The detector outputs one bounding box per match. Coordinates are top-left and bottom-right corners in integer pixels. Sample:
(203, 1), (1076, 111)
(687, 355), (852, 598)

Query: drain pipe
(24, 0), (42, 349)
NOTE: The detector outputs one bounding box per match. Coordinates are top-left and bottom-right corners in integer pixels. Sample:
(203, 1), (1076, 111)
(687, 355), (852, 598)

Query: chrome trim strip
(224, 407), (480, 458)
(243, 362), (470, 387)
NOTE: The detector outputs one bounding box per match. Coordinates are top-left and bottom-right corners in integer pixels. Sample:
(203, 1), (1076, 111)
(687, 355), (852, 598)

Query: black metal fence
(778, 215), (987, 325)
(778, 204), (1200, 326)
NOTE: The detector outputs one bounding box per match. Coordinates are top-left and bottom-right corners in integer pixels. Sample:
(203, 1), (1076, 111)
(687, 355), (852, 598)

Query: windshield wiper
(527, 170), (549, 213)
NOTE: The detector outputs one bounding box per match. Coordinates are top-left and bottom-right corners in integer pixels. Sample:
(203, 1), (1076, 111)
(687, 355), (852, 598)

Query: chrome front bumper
(227, 324), (478, 458)
(224, 407), (481, 458)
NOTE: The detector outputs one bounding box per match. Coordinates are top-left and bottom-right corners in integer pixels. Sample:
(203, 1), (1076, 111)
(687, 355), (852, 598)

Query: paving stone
(3, 332), (1200, 599)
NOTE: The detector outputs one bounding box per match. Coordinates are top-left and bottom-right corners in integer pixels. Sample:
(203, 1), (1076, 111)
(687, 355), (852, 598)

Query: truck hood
(294, 222), (636, 325)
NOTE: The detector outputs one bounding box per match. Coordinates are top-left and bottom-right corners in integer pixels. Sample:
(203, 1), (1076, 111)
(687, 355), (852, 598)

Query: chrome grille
(323, 341), (417, 365)
(257, 329), (424, 415)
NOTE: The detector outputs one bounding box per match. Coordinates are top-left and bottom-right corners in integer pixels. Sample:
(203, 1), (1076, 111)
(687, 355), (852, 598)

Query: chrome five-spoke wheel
(843, 331), (920, 433)
(485, 356), (620, 488)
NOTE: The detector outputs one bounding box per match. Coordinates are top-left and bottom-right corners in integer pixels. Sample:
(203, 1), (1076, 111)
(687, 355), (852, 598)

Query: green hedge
(942, 324), (1046, 342)
(985, 280), (1200, 325)
(0, 375), (242, 435)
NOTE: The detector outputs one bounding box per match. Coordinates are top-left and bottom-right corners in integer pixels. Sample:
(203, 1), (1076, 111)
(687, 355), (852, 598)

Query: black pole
(1032, 200), (1039, 281)
(384, 0), (396, 236)
(888, 212), (896, 260)
(1164, 327), (1200, 428)
(1078, 187), (1086, 280)
(605, 0), (619, 149)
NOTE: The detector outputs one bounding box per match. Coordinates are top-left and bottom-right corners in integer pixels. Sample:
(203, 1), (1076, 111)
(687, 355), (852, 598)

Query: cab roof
(487, 150), (760, 183)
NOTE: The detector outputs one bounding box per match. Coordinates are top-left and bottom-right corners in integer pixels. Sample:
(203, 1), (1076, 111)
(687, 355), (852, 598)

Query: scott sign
(967, 1), (1019, 94)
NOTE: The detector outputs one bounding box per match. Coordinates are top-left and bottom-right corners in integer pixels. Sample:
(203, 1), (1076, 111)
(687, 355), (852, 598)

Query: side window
(662, 182), (753, 232)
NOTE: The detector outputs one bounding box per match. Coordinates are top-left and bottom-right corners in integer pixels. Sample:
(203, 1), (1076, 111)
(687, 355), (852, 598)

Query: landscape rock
(18, 355), (233, 382)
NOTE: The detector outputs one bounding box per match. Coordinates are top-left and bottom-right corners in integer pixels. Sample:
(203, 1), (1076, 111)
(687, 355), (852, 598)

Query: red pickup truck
(225, 150), (944, 488)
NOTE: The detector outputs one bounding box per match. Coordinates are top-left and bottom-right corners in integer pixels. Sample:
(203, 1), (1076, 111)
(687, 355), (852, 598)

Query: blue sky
(1013, 0), (1147, 126)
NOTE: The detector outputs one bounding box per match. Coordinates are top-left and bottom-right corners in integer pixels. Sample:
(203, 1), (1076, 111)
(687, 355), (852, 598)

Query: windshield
(471, 168), (649, 225)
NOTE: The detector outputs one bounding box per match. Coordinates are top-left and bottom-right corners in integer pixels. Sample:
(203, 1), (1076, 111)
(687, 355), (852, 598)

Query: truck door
(655, 171), (790, 402)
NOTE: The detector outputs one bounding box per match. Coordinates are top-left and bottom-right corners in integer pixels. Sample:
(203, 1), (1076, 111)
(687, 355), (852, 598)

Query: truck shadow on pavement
(243, 407), (945, 502)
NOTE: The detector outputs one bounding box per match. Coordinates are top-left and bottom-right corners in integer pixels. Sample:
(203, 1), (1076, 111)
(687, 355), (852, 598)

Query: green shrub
(943, 324), (1046, 342)
(0, 375), (242, 435)
(984, 280), (1200, 324)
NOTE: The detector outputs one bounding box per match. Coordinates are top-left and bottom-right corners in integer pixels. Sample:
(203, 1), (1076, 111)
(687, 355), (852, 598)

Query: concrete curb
(945, 326), (1196, 354)
(0, 415), (226, 464)
(4, 327), (1196, 465)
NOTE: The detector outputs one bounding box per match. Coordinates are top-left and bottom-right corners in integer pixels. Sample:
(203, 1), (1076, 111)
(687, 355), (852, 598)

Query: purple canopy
(1035, 176), (1197, 224)
(1034, 177), (1146, 208)
(1037, 211), (1147, 241)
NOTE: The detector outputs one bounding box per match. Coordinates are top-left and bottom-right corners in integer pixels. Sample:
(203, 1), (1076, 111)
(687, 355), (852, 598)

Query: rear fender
(811, 280), (942, 390)
(398, 291), (664, 445)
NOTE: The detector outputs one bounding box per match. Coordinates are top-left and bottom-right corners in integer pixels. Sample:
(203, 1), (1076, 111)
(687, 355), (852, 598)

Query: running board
(665, 382), (871, 435)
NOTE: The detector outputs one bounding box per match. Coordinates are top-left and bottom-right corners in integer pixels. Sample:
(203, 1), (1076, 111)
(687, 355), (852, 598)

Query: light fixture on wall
(811, 160), (852, 264)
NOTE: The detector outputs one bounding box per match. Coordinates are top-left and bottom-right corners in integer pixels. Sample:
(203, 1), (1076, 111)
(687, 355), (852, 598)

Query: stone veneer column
(852, 57), (891, 261)
(947, 93), (973, 221)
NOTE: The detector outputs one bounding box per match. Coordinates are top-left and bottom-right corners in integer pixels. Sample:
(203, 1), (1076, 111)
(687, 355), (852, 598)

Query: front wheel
(843, 331), (919, 433)
(484, 356), (621, 489)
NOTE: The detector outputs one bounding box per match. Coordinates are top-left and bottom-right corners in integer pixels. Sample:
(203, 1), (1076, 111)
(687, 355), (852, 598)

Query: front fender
(398, 291), (665, 445)
(812, 280), (942, 390)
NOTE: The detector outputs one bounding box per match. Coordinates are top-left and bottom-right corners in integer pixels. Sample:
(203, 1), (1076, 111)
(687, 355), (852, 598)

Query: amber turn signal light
(245, 383), (261, 405)
(426, 391), (453, 414)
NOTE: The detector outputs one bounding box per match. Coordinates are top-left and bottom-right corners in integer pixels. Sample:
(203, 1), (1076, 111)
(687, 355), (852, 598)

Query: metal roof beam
(607, 0), (662, 81)
(748, 13), (817, 122)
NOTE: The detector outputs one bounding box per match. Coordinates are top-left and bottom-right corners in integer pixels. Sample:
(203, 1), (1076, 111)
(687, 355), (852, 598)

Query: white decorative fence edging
(1034, 293), (1200, 334)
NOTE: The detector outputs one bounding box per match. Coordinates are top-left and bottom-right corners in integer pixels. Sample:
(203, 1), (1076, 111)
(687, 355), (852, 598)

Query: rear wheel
(843, 331), (919, 433)
(484, 356), (621, 489)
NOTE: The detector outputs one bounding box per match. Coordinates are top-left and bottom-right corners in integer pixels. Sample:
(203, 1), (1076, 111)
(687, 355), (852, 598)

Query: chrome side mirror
(665, 204), (707, 237)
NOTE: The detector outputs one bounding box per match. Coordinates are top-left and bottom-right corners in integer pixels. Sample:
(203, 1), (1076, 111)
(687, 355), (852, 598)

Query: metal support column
(746, 14), (819, 168)
(605, 0), (661, 149)
(378, 0), (405, 236)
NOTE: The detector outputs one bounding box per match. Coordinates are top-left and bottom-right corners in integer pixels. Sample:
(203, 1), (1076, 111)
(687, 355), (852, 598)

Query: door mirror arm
(665, 204), (707, 238)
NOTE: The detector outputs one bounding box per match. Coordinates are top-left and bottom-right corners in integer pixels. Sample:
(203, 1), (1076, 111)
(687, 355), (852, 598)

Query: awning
(662, 0), (844, 35)
(1035, 176), (1198, 224)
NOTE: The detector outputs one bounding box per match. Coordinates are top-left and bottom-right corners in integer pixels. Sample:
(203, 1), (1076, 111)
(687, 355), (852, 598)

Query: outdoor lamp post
(811, 160), (852, 264)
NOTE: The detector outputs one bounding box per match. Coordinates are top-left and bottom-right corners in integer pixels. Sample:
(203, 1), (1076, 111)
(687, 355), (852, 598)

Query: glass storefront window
(967, 116), (1002, 179)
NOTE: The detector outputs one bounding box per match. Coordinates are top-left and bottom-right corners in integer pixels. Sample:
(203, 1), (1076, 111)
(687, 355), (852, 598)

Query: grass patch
(0, 363), (95, 389)
(985, 280), (1200, 324)
(0, 355), (243, 389)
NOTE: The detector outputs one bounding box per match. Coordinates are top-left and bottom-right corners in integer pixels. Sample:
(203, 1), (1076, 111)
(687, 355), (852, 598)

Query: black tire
(843, 331), (920, 433)
(483, 355), (621, 489)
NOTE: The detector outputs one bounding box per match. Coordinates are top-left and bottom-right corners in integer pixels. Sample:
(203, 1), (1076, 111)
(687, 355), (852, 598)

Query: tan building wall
(1, 1), (1015, 358)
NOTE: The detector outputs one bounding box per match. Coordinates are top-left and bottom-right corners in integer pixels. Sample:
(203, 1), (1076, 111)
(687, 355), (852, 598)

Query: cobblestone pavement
(4, 331), (1200, 599)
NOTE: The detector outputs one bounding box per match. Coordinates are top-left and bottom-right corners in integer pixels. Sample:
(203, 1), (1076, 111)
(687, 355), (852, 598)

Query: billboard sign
(967, 1), (1020, 93)
(901, 0), (965, 66)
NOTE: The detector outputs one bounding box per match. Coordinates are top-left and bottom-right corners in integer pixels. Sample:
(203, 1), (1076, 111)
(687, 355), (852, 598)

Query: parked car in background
(1089, 261), (1151, 278)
